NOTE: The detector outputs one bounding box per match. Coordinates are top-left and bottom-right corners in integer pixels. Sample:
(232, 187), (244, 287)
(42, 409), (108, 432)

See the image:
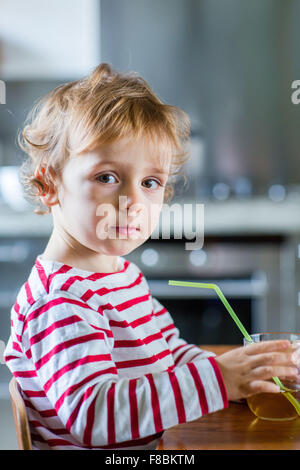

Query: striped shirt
(4, 254), (228, 450)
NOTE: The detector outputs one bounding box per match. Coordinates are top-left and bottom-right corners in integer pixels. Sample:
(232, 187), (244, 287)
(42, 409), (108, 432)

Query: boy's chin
(105, 237), (149, 256)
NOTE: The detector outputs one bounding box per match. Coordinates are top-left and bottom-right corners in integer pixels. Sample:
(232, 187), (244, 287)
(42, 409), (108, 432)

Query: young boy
(4, 63), (298, 450)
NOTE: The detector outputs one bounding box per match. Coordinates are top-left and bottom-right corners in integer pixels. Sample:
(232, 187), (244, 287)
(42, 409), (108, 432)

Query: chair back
(9, 377), (32, 450)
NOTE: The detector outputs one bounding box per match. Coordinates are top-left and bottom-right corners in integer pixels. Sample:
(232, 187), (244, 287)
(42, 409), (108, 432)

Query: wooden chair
(9, 377), (32, 450)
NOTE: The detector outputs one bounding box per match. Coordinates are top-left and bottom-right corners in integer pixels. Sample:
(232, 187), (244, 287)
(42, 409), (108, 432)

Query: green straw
(168, 280), (300, 415)
(168, 281), (253, 342)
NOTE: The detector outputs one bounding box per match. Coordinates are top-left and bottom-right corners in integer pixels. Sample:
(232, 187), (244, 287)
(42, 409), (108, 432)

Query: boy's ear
(34, 166), (59, 207)
(41, 188), (59, 207)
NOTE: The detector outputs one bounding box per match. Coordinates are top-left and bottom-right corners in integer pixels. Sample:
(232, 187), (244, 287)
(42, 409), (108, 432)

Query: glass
(244, 333), (300, 421)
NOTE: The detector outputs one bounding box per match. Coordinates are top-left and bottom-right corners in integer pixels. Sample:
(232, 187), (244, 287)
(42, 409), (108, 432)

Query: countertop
(1, 195), (300, 237)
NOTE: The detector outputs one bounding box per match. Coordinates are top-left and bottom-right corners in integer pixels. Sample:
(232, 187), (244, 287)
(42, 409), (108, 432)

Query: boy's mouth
(113, 226), (140, 236)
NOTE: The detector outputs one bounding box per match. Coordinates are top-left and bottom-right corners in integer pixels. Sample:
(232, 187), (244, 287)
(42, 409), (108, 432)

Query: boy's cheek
(147, 212), (161, 235)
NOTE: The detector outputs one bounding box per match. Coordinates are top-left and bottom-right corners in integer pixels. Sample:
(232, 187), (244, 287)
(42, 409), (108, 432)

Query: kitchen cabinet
(0, 0), (101, 80)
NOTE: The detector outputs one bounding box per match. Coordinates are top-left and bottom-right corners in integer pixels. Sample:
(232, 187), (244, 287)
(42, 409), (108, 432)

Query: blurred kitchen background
(1, 0), (300, 432)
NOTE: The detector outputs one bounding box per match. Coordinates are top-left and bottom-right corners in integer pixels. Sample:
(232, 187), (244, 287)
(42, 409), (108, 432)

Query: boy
(4, 63), (298, 450)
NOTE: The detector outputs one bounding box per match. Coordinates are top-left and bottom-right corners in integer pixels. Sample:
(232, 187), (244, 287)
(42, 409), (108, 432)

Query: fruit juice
(247, 390), (300, 421)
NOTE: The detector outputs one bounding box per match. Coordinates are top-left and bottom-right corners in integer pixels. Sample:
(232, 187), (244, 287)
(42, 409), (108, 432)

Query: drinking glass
(244, 332), (300, 421)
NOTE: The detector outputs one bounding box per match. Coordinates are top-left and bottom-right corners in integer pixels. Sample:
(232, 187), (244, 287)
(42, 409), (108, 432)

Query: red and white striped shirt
(4, 254), (228, 450)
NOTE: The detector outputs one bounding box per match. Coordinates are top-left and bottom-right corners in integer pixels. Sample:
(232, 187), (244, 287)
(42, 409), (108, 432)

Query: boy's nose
(118, 180), (142, 207)
(118, 194), (142, 216)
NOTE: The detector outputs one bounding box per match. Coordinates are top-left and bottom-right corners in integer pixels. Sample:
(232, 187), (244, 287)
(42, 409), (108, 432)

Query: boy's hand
(215, 340), (299, 401)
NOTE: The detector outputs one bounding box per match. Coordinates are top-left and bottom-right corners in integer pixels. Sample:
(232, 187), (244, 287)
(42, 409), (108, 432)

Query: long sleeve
(152, 296), (217, 366)
(21, 291), (228, 449)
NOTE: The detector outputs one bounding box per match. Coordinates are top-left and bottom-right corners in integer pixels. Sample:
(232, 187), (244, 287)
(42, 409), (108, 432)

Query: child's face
(51, 135), (171, 257)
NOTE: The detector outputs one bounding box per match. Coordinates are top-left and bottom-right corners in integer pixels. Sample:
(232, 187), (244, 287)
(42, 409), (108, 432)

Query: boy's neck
(41, 229), (120, 274)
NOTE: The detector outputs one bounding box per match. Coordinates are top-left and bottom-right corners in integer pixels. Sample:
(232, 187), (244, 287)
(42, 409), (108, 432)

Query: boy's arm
(22, 291), (228, 448)
(152, 296), (216, 366)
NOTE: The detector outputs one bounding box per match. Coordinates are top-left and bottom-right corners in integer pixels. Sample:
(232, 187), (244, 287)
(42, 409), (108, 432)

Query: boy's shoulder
(9, 255), (151, 341)
(14, 254), (147, 316)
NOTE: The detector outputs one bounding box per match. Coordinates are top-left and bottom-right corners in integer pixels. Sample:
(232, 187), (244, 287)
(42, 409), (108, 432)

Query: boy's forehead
(78, 136), (172, 172)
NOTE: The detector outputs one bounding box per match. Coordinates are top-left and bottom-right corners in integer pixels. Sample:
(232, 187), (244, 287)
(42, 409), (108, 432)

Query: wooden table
(157, 345), (300, 450)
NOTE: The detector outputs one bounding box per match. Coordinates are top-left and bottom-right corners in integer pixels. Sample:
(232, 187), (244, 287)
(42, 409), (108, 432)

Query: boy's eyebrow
(145, 166), (169, 175)
(89, 160), (169, 175)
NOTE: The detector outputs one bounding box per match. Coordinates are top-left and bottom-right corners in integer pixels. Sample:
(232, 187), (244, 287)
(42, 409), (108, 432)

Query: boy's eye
(142, 178), (162, 189)
(96, 173), (117, 184)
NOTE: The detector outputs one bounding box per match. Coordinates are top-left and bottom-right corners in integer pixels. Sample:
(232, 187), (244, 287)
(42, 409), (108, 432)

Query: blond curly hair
(18, 63), (191, 215)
